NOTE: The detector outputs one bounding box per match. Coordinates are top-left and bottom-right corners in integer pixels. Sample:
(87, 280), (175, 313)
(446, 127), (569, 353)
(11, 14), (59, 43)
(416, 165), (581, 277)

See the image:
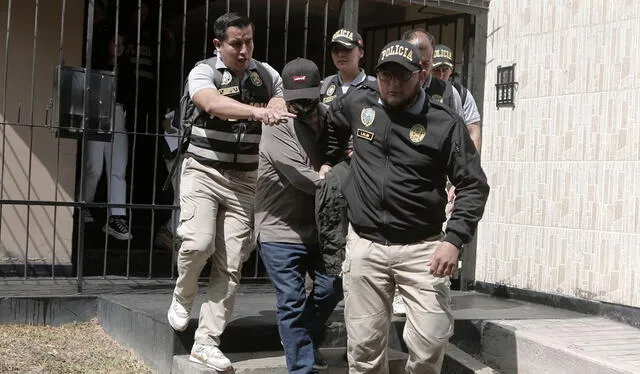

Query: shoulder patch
(221, 71), (232, 85)
(250, 71), (263, 86)
(360, 108), (375, 127)
(326, 84), (337, 96)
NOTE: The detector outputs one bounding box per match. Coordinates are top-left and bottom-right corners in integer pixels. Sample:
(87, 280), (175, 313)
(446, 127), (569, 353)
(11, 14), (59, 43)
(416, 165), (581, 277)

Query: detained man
(256, 58), (343, 374)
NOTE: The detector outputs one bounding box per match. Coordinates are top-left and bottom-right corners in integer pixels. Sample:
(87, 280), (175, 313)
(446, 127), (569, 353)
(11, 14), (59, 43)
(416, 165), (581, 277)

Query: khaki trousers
(174, 157), (256, 346)
(343, 225), (454, 374)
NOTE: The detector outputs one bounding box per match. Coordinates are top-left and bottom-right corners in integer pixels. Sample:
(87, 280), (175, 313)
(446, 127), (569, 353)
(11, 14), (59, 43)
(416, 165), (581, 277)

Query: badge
(221, 70), (232, 85)
(218, 86), (240, 96)
(326, 84), (336, 96)
(322, 96), (336, 104)
(250, 71), (263, 86)
(357, 129), (374, 142)
(409, 124), (426, 143)
(431, 95), (443, 103)
(360, 108), (375, 127)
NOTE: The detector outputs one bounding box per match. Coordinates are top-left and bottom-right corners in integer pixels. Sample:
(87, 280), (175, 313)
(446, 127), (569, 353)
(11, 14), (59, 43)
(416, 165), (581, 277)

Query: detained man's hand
(319, 165), (332, 180)
(427, 241), (460, 277)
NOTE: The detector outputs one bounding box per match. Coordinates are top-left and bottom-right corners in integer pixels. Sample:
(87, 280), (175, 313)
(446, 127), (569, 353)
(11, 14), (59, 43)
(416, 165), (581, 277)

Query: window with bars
(496, 64), (517, 108)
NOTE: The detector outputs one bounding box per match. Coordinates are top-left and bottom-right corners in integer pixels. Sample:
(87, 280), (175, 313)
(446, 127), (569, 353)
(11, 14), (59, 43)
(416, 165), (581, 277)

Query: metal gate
(0, 0), (344, 288)
(363, 13), (473, 86)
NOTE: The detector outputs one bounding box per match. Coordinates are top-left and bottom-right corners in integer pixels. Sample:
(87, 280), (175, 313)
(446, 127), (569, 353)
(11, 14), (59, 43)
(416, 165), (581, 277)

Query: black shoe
(103, 216), (132, 240)
(313, 349), (328, 370)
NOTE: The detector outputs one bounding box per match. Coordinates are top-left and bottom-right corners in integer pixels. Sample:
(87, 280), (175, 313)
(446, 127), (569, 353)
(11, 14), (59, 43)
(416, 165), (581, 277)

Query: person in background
(83, 31), (132, 240)
(320, 28), (376, 106)
(432, 43), (482, 153)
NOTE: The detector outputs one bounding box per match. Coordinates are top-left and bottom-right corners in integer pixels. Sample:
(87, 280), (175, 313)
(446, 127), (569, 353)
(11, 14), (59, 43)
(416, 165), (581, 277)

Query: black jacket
(325, 85), (489, 248)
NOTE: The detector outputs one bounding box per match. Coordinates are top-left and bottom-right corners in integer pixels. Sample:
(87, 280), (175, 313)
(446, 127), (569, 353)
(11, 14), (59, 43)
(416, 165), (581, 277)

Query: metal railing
(0, 0), (344, 289)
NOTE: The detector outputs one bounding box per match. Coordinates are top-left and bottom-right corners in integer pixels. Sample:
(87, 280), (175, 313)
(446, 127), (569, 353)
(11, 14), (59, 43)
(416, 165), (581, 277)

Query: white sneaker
(392, 293), (406, 316)
(189, 343), (232, 371)
(167, 296), (191, 332)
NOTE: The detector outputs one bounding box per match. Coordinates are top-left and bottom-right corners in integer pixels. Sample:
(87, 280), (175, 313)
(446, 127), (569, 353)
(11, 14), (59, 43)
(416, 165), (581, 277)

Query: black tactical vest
(320, 72), (377, 106)
(426, 76), (456, 112)
(186, 61), (272, 171)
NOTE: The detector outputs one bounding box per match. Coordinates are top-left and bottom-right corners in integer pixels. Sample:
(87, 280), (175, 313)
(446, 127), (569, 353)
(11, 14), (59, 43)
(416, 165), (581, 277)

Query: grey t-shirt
(187, 57), (284, 99)
(462, 89), (481, 125)
(255, 106), (326, 244)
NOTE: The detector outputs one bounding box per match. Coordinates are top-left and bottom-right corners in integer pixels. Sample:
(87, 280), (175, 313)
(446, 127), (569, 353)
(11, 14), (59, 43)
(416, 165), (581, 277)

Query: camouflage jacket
(315, 161), (350, 276)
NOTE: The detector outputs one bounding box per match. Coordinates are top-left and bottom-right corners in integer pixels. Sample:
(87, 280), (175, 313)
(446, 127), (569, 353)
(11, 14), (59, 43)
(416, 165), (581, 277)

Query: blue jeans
(259, 241), (343, 374)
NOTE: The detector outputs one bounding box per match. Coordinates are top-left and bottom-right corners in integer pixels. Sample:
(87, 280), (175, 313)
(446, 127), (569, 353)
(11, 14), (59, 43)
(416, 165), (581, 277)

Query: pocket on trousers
(179, 201), (196, 223)
(176, 200), (196, 241)
(418, 287), (454, 342)
(341, 255), (351, 295)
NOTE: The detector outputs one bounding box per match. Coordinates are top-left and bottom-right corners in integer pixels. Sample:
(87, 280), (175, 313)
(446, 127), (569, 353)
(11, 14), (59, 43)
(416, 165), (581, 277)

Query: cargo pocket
(341, 255), (351, 295)
(419, 279), (454, 342)
(176, 200), (196, 242)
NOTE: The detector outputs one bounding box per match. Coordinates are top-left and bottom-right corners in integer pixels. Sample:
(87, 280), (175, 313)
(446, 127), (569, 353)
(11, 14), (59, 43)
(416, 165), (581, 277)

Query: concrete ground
(2, 278), (640, 374)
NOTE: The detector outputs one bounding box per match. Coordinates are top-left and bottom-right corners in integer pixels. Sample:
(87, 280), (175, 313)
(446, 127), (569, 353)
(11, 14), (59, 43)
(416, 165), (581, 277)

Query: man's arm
(462, 90), (482, 153)
(189, 63), (293, 125)
(263, 62), (287, 111)
(323, 97), (352, 169)
(443, 118), (490, 250)
(449, 85), (465, 119)
(263, 123), (320, 195)
(466, 122), (481, 152)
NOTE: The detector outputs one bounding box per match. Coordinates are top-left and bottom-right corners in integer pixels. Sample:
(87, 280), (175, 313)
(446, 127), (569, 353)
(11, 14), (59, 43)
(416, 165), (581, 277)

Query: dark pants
(259, 240), (343, 374)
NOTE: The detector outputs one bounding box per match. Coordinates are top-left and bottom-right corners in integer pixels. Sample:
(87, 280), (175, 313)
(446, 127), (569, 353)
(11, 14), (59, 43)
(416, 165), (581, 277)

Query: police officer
(402, 29), (464, 118)
(166, 12), (294, 372)
(320, 28), (376, 106)
(432, 43), (482, 152)
(320, 40), (489, 374)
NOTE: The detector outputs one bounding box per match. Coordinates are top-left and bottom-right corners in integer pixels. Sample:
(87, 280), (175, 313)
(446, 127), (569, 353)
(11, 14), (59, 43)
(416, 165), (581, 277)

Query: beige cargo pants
(173, 157), (256, 346)
(343, 224), (454, 374)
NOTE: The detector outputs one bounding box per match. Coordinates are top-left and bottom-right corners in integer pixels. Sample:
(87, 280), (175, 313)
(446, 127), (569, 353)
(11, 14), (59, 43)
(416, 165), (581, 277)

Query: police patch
(218, 86), (240, 96)
(222, 70), (232, 85)
(409, 124), (426, 143)
(431, 95), (443, 103)
(322, 96), (336, 104)
(357, 129), (374, 142)
(326, 84), (336, 96)
(250, 71), (263, 86)
(360, 108), (375, 127)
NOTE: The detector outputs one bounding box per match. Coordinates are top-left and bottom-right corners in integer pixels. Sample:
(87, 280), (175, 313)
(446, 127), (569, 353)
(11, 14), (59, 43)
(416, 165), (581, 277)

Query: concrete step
(442, 343), (500, 374)
(172, 348), (408, 374)
(97, 290), (405, 373)
(472, 318), (640, 374)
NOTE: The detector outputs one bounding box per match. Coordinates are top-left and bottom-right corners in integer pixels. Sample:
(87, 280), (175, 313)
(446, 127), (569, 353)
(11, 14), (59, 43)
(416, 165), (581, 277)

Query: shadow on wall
(0, 0), (83, 270)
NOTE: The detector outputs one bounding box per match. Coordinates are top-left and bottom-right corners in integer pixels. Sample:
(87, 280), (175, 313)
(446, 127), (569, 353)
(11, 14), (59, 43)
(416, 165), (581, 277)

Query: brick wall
(477, 0), (640, 307)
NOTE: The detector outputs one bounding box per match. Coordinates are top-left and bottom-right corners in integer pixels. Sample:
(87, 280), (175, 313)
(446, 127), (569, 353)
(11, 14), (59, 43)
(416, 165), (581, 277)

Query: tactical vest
(452, 82), (469, 106)
(320, 72), (377, 105)
(186, 60), (272, 171)
(425, 77), (456, 112)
